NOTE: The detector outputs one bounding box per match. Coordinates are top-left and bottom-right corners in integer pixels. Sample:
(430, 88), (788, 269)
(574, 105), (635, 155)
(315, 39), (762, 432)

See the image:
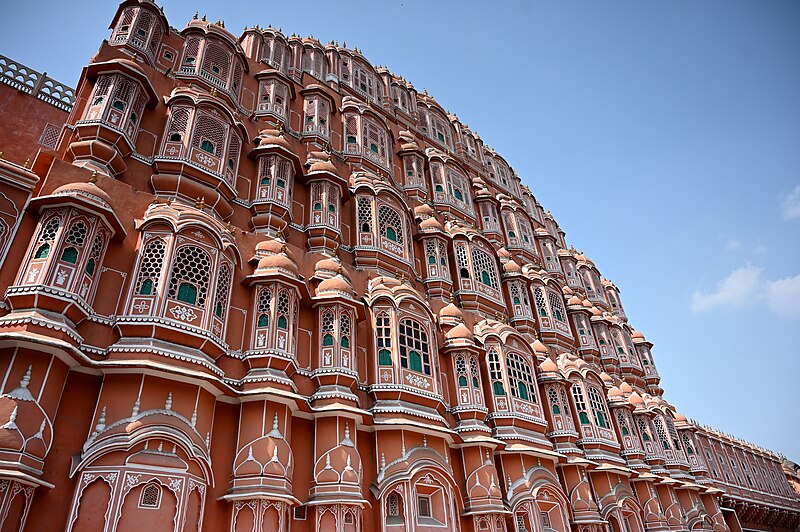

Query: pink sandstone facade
(0, 2), (798, 530)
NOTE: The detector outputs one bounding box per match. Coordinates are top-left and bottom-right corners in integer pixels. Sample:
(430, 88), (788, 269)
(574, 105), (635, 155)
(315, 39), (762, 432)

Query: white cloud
(781, 185), (800, 220)
(691, 265), (762, 313)
(765, 275), (800, 319)
(724, 239), (741, 251)
(692, 265), (800, 319)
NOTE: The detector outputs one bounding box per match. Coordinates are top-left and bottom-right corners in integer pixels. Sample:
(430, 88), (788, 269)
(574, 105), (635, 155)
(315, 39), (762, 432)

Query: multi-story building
(0, 1), (797, 530)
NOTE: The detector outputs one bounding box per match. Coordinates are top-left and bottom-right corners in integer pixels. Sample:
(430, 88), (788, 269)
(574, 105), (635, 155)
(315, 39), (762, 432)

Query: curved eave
(85, 59), (159, 107)
(29, 193), (127, 240)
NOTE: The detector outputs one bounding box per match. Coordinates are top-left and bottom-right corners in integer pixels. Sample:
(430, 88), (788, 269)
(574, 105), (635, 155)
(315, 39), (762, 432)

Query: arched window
(213, 262), (232, 320)
(139, 483), (161, 509)
(276, 288), (290, 330)
(386, 491), (404, 525)
(506, 352), (536, 402)
(398, 318), (430, 375)
(547, 386), (561, 414)
(471, 247), (498, 289)
(616, 410), (631, 436)
(357, 197), (372, 234)
(256, 155), (294, 207)
(32, 215), (62, 261)
(257, 79), (289, 117)
(571, 384), (590, 425)
(487, 347), (505, 396)
(378, 204), (405, 257)
(256, 287), (272, 329)
(167, 245), (211, 307)
(134, 239), (165, 296)
(586, 385), (609, 429)
(60, 221), (87, 265)
(340, 312), (351, 348)
(653, 417), (670, 450)
(376, 311), (392, 366)
(636, 417), (652, 442)
(321, 309), (335, 347)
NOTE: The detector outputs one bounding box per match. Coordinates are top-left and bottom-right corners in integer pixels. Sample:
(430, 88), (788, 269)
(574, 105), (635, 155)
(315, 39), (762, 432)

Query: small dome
(673, 412), (687, 422)
(539, 357), (558, 373)
(628, 391), (644, 406)
(414, 203), (436, 218)
(608, 386), (623, 398)
(562, 286), (574, 296)
(317, 274), (353, 295)
(309, 158), (337, 174)
(257, 251), (298, 275)
(315, 256), (343, 275)
(567, 295), (582, 306)
(419, 217), (443, 231)
(531, 339), (548, 355)
(496, 248), (511, 260)
(446, 322), (473, 341)
(582, 299), (593, 308)
(255, 238), (285, 255)
(590, 306), (602, 316)
(619, 381), (633, 394)
(600, 371), (613, 384)
(52, 180), (112, 207)
(503, 259), (522, 274)
(439, 300), (464, 320)
(631, 331), (645, 340)
(257, 127), (292, 151)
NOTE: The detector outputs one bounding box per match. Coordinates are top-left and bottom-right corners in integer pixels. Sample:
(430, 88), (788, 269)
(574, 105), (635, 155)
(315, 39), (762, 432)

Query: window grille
(134, 239), (165, 295)
(149, 20), (163, 55)
(276, 288), (291, 329)
(166, 245), (211, 306)
(256, 286), (272, 327)
(547, 386), (561, 414)
(191, 112), (226, 157)
(213, 262), (232, 319)
(571, 384), (590, 425)
(357, 197), (372, 233)
(165, 106), (190, 145)
(132, 10), (153, 42)
(455, 353), (467, 386)
(388, 493), (400, 516)
(113, 8), (136, 40)
(430, 162), (445, 193)
(340, 311), (351, 348)
(653, 417), (670, 450)
(665, 416), (682, 450)
(636, 417), (651, 441)
(548, 291), (566, 322)
(447, 169), (469, 206)
(202, 41), (231, 82)
(469, 355), (480, 389)
(534, 287), (549, 318)
(377, 204), (404, 254)
(362, 118), (387, 164)
(398, 318), (430, 374)
(85, 232), (106, 276)
(376, 311), (392, 365)
(38, 123), (61, 149)
(417, 496), (431, 518)
(506, 352), (535, 402)
(616, 410), (631, 436)
(64, 221), (87, 247)
(225, 131), (241, 184)
(487, 347), (505, 395)
(140, 483), (160, 508)
(321, 309), (335, 346)
(471, 247), (498, 289)
(559, 388), (572, 421)
(587, 386), (609, 428)
(454, 242), (469, 278)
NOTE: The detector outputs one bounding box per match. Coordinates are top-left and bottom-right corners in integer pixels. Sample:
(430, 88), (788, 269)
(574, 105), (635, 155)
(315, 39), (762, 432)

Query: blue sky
(2, 1), (799, 457)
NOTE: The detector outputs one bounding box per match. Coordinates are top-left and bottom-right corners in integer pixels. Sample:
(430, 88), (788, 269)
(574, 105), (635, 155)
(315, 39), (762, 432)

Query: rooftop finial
(193, 11), (198, 19)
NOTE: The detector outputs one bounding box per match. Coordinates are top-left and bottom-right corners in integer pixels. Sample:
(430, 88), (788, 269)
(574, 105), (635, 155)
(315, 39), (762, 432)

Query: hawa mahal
(0, 1), (798, 530)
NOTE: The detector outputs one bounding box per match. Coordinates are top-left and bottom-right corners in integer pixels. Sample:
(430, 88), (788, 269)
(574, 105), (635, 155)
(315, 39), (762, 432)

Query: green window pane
(481, 271), (491, 286)
(140, 278), (153, 296)
(517, 382), (529, 401)
(177, 282), (197, 305)
(277, 315), (288, 329)
(60, 247), (78, 264)
(428, 255), (436, 264)
(112, 100), (125, 111)
(277, 179), (285, 188)
(552, 404), (560, 415)
(340, 336), (349, 348)
(322, 333), (334, 346)
(386, 227), (397, 242)
(621, 426), (629, 436)
(200, 140), (215, 153)
(458, 375), (467, 387)
(409, 350), (422, 372)
(378, 349), (392, 366)
(314, 202), (322, 211)
(579, 411), (590, 425)
(257, 313), (269, 327)
(34, 243), (50, 259)
(85, 258), (96, 275)
(472, 377), (479, 388)
(493, 381), (505, 396)
(454, 190), (463, 201)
